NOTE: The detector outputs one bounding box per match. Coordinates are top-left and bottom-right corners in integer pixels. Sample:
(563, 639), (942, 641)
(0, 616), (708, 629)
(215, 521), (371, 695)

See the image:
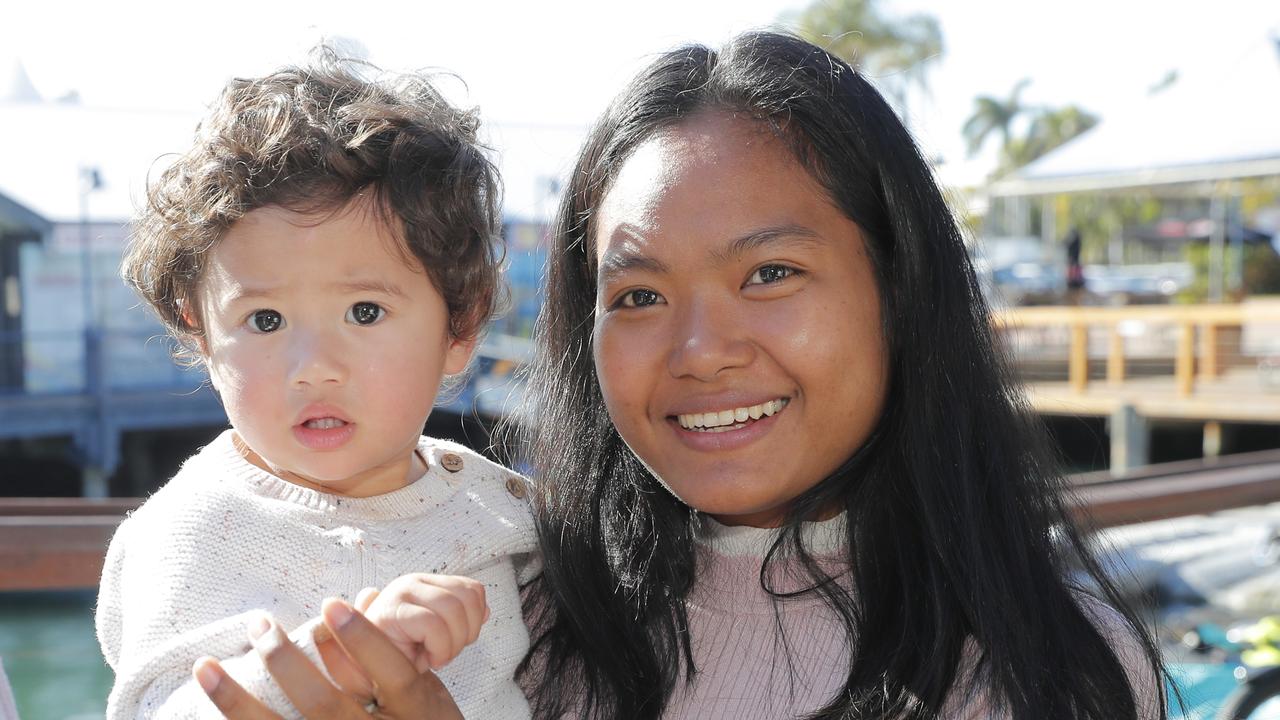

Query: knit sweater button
(505, 476), (527, 499)
(440, 453), (464, 472)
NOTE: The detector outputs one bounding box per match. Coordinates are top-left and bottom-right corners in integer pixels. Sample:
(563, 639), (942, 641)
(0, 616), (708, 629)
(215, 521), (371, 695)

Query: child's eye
(346, 302), (386, 326)
(246, 309), (284, 333)
(618, 289), (663, 309)
(746, 264), (798, 286)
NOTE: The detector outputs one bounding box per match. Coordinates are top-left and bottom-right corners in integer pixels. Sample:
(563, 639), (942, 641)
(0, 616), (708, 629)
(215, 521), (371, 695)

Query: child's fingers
(394, 601), (467, 670)
(409, 575), (488, 645)
(354, 587), (380, 613)
(390, 588), (476, 668)
(321, 598), (465, 719)
(364, 574), (490, 669)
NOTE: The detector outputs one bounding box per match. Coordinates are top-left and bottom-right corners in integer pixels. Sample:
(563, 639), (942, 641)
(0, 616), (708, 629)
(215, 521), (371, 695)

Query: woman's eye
(247, 309), (283, 333)
(346, 302), (385, 326)
(747, 264), (796, 285)
(619, 289), (662, 308)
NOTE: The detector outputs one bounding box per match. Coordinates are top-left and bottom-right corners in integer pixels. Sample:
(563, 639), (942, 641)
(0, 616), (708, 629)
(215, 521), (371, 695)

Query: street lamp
(78, 165), (107, 498)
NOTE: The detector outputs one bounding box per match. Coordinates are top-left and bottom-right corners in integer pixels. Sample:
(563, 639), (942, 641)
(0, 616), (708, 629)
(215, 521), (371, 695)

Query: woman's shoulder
(945, 593), (1164, 720)
(1074, 592), (1164, 720)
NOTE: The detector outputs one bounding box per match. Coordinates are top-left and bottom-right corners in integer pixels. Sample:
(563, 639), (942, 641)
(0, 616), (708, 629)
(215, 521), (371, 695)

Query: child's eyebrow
(330, 279), (409, 298)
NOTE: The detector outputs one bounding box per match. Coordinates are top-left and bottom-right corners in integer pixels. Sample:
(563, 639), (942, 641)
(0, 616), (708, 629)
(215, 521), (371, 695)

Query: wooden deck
(999, 299), (1280, 424)
(1025, 366), (1280, 421)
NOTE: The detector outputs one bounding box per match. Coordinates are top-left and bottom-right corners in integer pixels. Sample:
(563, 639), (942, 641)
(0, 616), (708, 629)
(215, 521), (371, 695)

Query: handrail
(993, 299), (1280, 396)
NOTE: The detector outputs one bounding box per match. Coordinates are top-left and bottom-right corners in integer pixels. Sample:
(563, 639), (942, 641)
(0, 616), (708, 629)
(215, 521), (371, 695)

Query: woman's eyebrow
(597, 247), (671, 283)
(714, 225), (824, 262)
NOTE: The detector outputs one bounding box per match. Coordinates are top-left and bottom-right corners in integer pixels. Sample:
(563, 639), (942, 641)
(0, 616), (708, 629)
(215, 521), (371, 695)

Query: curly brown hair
(124, 49), (503, 364)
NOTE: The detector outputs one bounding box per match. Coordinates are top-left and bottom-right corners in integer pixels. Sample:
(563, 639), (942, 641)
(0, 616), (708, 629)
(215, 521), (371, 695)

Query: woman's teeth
(303, 417), (347, 429)
(676, 398), (788, 431)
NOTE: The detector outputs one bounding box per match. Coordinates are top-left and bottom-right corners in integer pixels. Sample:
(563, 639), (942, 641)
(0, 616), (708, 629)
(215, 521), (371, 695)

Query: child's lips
(292, 407), (356, 450)
(294, 404), (352, 426)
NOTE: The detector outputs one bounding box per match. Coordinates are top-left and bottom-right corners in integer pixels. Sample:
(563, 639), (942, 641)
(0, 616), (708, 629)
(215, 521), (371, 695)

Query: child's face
(591, 113), (888, 528)
(197, 199), (474, 497)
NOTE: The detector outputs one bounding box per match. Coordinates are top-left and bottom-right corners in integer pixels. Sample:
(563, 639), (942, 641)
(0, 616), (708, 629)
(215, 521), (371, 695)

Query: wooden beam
(1107, 326), (1126, 384)
(1069, 323), (1089, 393)
(1175, 322), (1195, 397)
(1073, 459), (1280, 529)
(1199, 322), (1219, 379)
(0, 516), (121, 591)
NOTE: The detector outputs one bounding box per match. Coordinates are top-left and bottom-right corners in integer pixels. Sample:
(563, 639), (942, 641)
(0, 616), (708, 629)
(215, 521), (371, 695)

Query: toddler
(95, 52), (534, 719)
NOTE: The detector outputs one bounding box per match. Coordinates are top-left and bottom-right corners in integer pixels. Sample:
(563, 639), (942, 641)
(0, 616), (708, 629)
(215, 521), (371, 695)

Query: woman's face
(591, 113), (888, 527)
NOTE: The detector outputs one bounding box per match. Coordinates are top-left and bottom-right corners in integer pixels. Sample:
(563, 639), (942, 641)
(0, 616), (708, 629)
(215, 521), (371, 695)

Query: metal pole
(79, 167), (107, 498)
(1228, 192), (1244, 295)
(1208, 195), (1225, 303)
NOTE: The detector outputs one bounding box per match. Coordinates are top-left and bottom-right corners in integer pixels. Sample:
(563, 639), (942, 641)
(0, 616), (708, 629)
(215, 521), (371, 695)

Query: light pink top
(660, 514), (1161, 719)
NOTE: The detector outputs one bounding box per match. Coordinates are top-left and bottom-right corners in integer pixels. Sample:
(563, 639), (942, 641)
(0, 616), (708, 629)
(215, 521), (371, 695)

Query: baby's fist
(363, 573), (490, 673)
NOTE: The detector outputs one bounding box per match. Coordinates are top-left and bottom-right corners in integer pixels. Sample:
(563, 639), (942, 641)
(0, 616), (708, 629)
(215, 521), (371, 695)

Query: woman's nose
(665, 298), (754, 381)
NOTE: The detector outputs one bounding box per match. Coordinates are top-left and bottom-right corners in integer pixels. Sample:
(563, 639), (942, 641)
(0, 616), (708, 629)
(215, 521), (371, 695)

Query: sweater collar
(697, 512), (849, 558)
(203, 429), (464, 521)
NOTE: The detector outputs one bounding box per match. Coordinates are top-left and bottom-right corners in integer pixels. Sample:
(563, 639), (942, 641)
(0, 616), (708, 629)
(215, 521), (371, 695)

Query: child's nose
(288, 331), (348, 387)
(665, 298), (754, 381)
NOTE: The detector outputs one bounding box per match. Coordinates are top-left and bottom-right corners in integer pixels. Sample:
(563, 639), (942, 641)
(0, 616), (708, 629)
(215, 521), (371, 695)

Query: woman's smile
(674, 397), (789, 431)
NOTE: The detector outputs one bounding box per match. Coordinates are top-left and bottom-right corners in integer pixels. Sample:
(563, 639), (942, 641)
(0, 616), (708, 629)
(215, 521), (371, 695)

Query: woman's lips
(667, 400), (786, 452)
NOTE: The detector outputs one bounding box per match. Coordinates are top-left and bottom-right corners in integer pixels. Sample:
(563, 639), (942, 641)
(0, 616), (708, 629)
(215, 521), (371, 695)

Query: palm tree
(961, 78), (1031, 159)
(790, 0), (943, 113)
(1002, 104), (1098, 171)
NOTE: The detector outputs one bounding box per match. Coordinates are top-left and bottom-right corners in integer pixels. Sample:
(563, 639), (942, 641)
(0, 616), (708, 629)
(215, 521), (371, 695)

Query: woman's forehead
(591, 115), (836, 269)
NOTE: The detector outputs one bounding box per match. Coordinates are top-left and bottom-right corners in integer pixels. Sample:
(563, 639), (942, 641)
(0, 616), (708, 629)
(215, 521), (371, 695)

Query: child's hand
(311, 574), (488, 698)
(361, 573), (490, 674)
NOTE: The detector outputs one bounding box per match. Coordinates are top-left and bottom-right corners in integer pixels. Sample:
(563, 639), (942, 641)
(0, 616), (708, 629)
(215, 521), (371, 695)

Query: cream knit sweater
(96, 430), (537, 720)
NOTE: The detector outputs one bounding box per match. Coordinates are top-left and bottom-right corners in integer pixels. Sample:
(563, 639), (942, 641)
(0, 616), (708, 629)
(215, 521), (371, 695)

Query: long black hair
(510, 31), (1168, 720)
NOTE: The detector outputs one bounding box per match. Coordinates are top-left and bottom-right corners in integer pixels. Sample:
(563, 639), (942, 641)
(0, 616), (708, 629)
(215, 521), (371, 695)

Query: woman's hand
(195, 598), (464, 719)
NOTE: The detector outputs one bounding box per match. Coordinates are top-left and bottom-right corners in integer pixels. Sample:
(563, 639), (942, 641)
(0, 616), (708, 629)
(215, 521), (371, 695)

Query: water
(0, 591), (111, 720)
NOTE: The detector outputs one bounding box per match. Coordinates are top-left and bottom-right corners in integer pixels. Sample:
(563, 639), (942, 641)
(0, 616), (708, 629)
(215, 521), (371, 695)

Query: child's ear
(177, 299), (211, 358)
(443, 334), (479, 376)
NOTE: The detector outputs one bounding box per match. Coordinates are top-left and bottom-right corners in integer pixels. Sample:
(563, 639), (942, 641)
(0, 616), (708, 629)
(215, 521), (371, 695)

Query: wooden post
(1069, 323), (1089, 393)
(1203, 420), (1223, 458)
(1176, 322), (1196, 397)
(1107, 326), (1126, 385)
(1110, 404), (1149, 476)
(1199, 323), (1219, 379)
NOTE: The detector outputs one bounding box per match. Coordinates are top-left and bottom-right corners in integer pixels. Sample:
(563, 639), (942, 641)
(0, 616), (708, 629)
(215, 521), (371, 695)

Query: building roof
(990, 37), (1280, 197)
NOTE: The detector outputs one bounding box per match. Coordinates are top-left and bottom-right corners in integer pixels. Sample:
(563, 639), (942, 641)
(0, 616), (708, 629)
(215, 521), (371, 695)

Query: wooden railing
(994, 299), (1280, 396)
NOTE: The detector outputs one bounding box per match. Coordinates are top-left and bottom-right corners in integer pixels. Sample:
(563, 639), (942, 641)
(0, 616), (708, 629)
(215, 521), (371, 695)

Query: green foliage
(962, 78), (1030, 158)
(1244, 245), (1280, 295)
(1181, 243), (1280, 301)
(960, 77), (1099, 179)
(788, 0), (943, 110)
(1001, 105), (1098, 174)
